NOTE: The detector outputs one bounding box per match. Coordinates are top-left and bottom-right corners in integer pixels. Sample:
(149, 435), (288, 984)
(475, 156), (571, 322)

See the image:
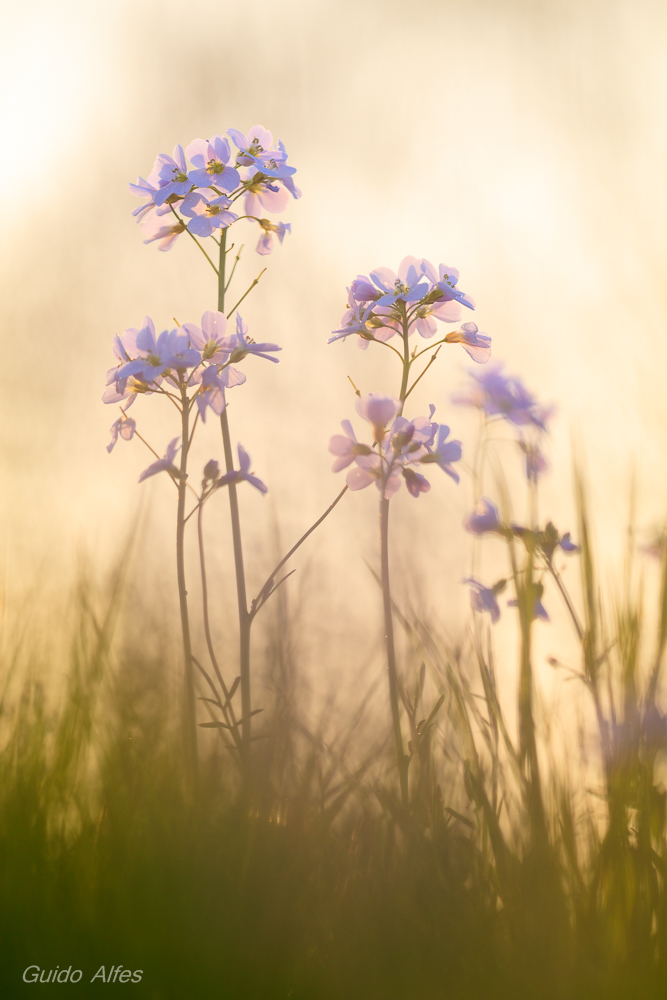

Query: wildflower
(185, 135), (240, 193)
(114, 317), (169, 385)
(402, 467), (431, 497)
(243, 170), (290, 218)
(256, 220), (291, 256)
(180, 192), (238, 238)
(328, 295), (382, 347)
(228, 125), (277, 166)
(420, 260), (475, 311)
(328, 420), (374, 472)
(202, 459), (220, 485)
(462, 578), (501, 624)
(368, 255), (429, 308)
(559, 532), (580, 553)
(128, 170), (172, 224)
(508, 592), (550, 622)
(444, 322), (492, 363)
(141, 215), (186, 252)
(409, 298), (463, 338)
(138, 438), (182, 483)
(218, 444), (268, 495)
(421, 425), (462, 483)
(519, 439), (549, 482)
(356, 393), (401, 444)
(228, 315), (281, 364)
(453, 363), (553, 431)
(463, 497), (501, 534)
(196, 367), (228, 421)
(345, 456), (402, 498)
(152, 146), (193, 207)
(107, 416), (136, 453)
(182, 311), (231, 364)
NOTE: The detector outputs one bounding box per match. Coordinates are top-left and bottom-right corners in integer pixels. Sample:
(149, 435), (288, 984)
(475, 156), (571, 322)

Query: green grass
(1, 482), (667, 999)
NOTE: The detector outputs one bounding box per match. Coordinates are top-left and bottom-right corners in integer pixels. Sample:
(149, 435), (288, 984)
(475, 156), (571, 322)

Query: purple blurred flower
(185, 135), (240, 192)
(256, 219), (291, 255)
(107, 416), (136, 453)
(356, 393), (401, 444)
(196, 367), (228, 421)
(444, 322), (492, 363)
(422, 425), (462, 483)
(462, 578), (501, 624)
(507, 597), (550, 622)
(560, 532), (580, 553)
(141, 215), (186, 251)
(182, 311), (231, 364)
(402, 467), (431, 498)
(328, 420), (374, 472)
(520, 439), (549, 482)
(228, 315), (281, 364)
(203, 459), (220, 484)
(139, 438), (182, 483)
(345, 457), (402, 498)
(218, 444), (268, 495)
(453, 363), (553, 431)
(463, 498), (502, 534)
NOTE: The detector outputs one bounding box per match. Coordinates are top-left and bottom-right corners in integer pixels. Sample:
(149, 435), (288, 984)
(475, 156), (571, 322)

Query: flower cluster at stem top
(103, 310), (278, 491)
(329, 393), (462, 499)
(328, 255), (491, 363)
(129, 125), (299, 256)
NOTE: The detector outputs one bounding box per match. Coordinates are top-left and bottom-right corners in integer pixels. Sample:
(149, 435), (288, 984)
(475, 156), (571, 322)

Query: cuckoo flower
(183, 311), (231, 364)
(453, 364), (553, 430)
(369, 255), (430, 308)
(107, 416), (136, 453)
(464, 498), (502, 535)
(228, 315), (281, 364)
(356, 393), (401, 444)
(180, 192), (238, 238)
(138, 438), (182, 483)
(243, 171), (291, 218)
(196, 367), (228, 421)
(152, 146), (193, 207)
(328, 293), (381, 348)
(185, 135), (240, 193)
(256, 220), (291, 256)
(328, 420), (374, 473)
(141, 215), (186, 252)
(345, 455), (402, 498)
(444, 322), (492, 363)
(422, 425), (463, 483)
(462, 578), (501, 624)
(227, 125), (276, 166)
(129, 172), (173, 224)
(420, 260), (475, 311)
(508, 596), (550, 622)
(218, 444), (268, 495)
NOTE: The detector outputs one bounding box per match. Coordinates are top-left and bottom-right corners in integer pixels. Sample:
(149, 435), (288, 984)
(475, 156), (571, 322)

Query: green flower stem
(176, 386), (198, 785)
(218, 229), (253, 761)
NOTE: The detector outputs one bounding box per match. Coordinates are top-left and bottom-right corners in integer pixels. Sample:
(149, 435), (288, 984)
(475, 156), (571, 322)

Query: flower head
(462, 578), (501, 624)
(218, 444), (268, 495)
(463, 498), (502, 535)
(444, 322), (492, 363)
(185, 135), (240, 193)
(228, 315), (281, 364)
(139, 438), (182, 483)
(356, 393), (401, 444)
(107, 416), (136, 453)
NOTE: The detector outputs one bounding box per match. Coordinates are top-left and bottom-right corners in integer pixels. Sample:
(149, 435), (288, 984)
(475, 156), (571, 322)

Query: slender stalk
(218, 230), (252, 761)
(251, 486), (348, 619)
(380, 495), (408, 807)
(176, 383), (198, 784)
(197, 499), (242, 748)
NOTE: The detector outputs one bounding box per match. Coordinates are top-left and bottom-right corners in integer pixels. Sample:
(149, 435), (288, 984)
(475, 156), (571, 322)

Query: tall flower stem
(218, 229), (253, 762)
(176, 385), (198, 784)
(380, 307), (411, 808)
(380, 494), (409, 807)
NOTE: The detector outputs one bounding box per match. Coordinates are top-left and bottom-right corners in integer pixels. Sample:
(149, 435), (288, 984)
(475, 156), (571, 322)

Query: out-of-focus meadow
(2, 0), (667, 996)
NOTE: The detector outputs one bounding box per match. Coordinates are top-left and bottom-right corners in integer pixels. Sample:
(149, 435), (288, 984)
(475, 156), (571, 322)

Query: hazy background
(1, 0), (666, 713)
